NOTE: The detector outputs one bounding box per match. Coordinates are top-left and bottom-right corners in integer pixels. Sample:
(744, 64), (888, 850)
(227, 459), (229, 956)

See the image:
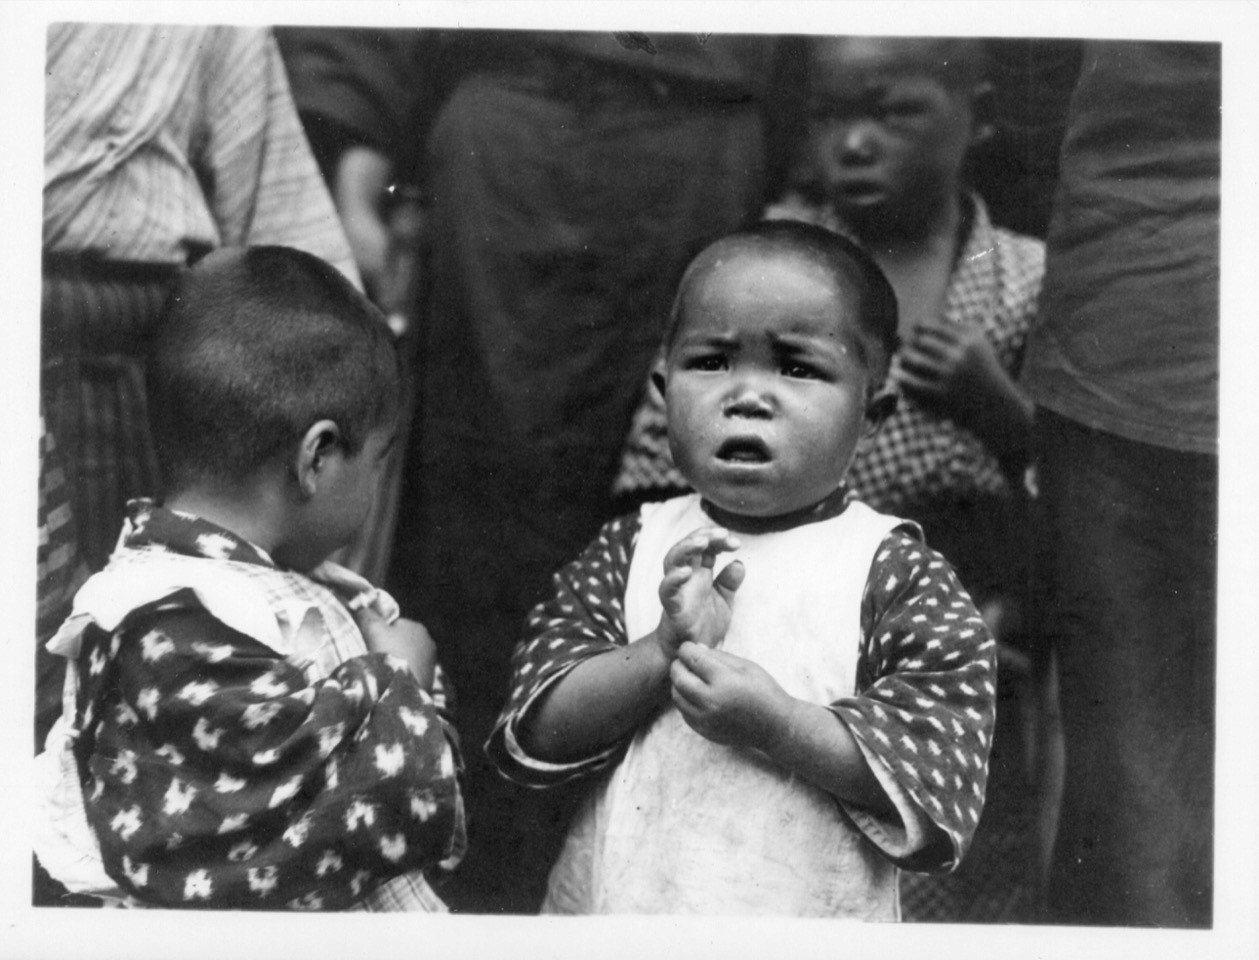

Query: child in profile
(35, 246), (463, 911)
(488, 222), (996, 917)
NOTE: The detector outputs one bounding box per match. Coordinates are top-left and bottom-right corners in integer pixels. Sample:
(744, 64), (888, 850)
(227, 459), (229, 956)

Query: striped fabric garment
(44, 24), (357, 274)
(36, 411), (90, 748)
(41, 265), (176, 570)
(41, 23), (361, 572)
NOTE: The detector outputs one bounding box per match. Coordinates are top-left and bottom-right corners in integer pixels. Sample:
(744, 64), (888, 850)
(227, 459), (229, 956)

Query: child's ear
(292, 419), (342, 499)
(969, 80), (996, 148)
(650, 361), (668, 403)
(863, 388), (898, 437)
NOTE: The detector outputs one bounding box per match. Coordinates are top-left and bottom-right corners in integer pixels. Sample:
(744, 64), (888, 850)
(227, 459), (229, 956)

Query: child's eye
(879, 99), (930, 124)
(782, 361), (822, 380)
(686, 354), (727, 372)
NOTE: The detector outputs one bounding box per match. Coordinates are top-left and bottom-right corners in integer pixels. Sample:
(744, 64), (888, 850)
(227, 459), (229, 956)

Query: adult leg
(1034, 409), (1216, 928)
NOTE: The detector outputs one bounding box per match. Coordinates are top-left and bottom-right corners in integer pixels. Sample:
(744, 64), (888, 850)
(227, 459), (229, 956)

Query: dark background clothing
(1023, 41), (1220, 455)
(1032, 411), (1216, 927)
(280, 29), (776, 913)
(277, 29), (1088, 916)
(1023, 41), (1219, 928)
(966, 39), (1083, 240)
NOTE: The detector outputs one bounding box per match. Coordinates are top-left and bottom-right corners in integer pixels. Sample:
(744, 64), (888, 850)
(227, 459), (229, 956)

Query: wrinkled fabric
(489, 496), (996, 914)
(1033, 411), (1216, 927)
(36, 502), (463, 910)
(1022, 41), (1219, 454)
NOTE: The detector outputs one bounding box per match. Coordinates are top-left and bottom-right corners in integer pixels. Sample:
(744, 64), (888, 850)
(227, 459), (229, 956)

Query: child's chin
(701, 490), (780, 521)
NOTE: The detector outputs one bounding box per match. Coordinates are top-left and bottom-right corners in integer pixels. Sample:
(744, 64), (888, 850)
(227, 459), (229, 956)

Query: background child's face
(803, 37), (978, 236)
(662, 248), (874, 518)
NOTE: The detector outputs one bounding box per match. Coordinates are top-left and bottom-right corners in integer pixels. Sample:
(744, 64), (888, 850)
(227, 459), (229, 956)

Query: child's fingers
(899, 351), (944, 388)
(669, 657), (708, 710)
(675, 640), (722, 682)
(350, 604), (388, 642)
(662, 528), (720, 571)
(698, 531), (741, 569)
(902, 339), (949, 371)
(713, 559), (745, 596)
(662, 527), (741, 573)
(670, 684), (703, 719)
(658, 564), (694, 609)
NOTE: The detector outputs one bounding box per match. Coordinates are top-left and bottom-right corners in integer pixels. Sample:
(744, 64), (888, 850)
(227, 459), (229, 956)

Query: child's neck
(703, 484), (849, 535)
(164, 484), (282, 558)
(873, 193), (962, 257)
(857, 192), (967, 337)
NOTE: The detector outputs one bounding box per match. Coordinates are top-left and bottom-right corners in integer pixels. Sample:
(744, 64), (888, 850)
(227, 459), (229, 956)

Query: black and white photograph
(3, 2), (1255, 958)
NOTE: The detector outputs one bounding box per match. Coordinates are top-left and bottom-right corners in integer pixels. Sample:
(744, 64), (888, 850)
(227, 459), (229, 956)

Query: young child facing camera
(488, 223), (997, 917)
(618, 37), (1041, 618)
(35, 247), (464, 911)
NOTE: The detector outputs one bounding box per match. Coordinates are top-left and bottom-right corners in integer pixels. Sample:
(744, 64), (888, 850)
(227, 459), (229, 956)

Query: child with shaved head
(610, 39), (1048, 918)
(620, 36), (1041, 616)
(489, 222), (996, 917)
(35, 247), (464, 910)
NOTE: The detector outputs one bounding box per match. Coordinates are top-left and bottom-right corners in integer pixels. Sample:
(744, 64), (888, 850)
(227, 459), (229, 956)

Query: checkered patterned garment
(41, 23), (361, 572)
(612, 193), (1044, 514)
(52, 501), (463, 910)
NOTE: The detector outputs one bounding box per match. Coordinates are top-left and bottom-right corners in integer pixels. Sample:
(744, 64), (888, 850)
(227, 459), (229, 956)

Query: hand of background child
(669, 641), (790, 751)
(656, 527), (745, 658)
(898, 317), (1034, 470)
(354, 607), (438, 691)
(898, 318), (1009, 425)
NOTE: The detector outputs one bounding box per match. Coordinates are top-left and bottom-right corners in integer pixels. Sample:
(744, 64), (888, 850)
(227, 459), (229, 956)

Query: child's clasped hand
(654, 525), (792, 753)
(670, 641), (793, 752)
(655, 526), (745, 656)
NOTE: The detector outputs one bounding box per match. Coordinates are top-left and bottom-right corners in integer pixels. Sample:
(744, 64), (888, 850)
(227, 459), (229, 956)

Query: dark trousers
(388, 71), (765, 913)
(1031, 408), (1216, 927)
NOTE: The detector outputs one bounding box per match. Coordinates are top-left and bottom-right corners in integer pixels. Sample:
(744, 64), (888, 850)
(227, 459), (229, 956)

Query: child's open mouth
(716, 437), (771, 464)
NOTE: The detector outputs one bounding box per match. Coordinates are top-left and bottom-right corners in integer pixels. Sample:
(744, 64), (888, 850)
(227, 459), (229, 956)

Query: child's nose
(839, 121), (878, 163)
(723, 381), (774, 418)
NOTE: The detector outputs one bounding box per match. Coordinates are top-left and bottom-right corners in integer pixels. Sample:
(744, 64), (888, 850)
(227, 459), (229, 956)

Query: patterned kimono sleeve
(830, 530), (998, 873)
(486, 513), (642, 788)
(77, 602), (462, 910)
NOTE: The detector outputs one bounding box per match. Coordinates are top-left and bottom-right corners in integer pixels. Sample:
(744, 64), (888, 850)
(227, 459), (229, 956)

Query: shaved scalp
(665, 220), (899, 382)
(148, 246), (400, 493)
(807, 35), (988, 94)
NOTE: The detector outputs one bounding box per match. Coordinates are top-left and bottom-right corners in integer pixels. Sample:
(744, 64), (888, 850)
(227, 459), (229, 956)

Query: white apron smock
(543, 494), (905, 916)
